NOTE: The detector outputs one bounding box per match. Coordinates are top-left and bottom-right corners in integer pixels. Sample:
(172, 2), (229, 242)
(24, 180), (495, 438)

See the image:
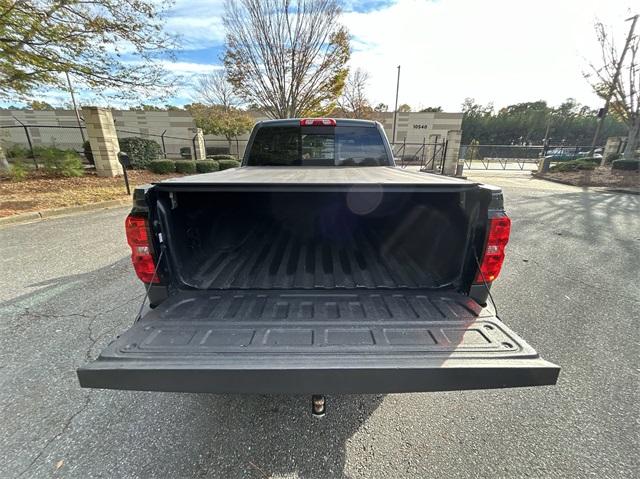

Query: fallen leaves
(0, 170), (187, 218)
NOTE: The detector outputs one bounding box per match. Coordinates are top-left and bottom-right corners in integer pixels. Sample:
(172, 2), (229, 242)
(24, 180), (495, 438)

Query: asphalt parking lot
(0, 176), (638, 478)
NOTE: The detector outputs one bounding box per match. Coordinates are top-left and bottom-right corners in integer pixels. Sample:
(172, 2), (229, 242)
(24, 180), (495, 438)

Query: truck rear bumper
(78, 290), (559, 394)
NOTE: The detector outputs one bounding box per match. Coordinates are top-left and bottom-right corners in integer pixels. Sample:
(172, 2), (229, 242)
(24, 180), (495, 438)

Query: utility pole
(392, 65), (401, 146)
(589, 14), (638, 161)
(66, 71), (86, 143)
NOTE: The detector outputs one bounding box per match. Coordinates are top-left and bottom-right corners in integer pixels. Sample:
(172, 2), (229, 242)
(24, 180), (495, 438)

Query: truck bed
(156, 188), (486, 291)
(187, 216), (442, 289)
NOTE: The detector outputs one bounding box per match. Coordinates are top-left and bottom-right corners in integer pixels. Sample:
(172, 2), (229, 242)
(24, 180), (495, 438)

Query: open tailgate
(77, 291), (559, 394)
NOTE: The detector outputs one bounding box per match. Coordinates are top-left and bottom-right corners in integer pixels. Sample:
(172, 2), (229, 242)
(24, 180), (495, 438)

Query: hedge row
(611, 159), (640, 171)
(549, 159), (597, 173)
(218, 159), (241, 170)
(148, 159), (236, 174)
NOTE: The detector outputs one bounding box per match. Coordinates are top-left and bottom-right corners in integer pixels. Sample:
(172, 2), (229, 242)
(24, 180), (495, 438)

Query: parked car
(544, 148), (602, 161)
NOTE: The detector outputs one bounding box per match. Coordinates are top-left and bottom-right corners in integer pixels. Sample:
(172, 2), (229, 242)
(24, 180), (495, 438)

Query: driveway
(0, 180), (638, 478)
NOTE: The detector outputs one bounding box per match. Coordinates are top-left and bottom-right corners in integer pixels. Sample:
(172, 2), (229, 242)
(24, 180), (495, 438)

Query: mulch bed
(536, 165), (639, 193)
(0, 169), (187, 218)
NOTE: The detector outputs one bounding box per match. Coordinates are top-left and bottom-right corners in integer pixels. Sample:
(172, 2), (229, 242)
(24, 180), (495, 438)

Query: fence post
(161, 130), (167, 158)
(189, 127), (205, 160)
(12, 117), (37, 169)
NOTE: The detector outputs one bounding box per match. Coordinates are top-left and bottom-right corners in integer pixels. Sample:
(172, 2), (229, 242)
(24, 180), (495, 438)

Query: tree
(186, 103), (254, 152)
(584, 19), (640, 159)
(223, 0), (351, 118)
(397, 104), (412, 112)
(190, 70), (254, 151)
(336, 68), (378, 119)
(27, 100), (54, 110)
(420, 106), (442, 112)
(129, 104), (165, 111)
(459, 97), (627, 145)
(194, 70), (244, 110)
(374, 103), (388, 112)
(0, 0), (179, 101)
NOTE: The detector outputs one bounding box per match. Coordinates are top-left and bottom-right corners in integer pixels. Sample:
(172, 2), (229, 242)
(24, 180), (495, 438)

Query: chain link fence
(1, 124), (252, 162)
(1, 125), (87, 155)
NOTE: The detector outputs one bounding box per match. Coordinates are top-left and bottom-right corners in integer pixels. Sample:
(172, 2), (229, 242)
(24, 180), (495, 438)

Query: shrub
(34, 146), (84, 177)
(217, 159), (241, 170)
(206, 146), (230, 156)
(196, 160), (219, 173)
(8, 162), (29, 181)
(549, 159), (597, 173)
(611, 159), (640, 171)
(175, 160), (197, 174)
(605, 153), (622, 164)
(148, 159), (176, 174)
(118, 137), (163, 169)
(82, 140), (94, 165)
(4, 144), (31, 159)
(208, 154), (238, 161)
(58, 150), (84, 177)
(577, 156), (600, 164)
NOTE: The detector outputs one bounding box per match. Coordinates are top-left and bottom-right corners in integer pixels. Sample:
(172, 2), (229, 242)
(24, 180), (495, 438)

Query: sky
(11, 0), (639, 112)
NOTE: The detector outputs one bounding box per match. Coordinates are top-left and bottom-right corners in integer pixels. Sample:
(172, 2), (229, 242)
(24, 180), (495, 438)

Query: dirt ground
(537, 165), (639, 192)
(0, 169), (186, 218)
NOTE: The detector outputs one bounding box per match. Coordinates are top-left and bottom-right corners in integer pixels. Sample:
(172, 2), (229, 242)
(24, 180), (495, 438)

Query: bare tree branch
(223, 0), (350, 119)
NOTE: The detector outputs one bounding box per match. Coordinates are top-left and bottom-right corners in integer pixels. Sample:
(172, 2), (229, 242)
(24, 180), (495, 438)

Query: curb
(530, 173), (580, 187)
(530, 173), (640, 195)
(0, 198), (130, 228)
(604, 188), (640, 196)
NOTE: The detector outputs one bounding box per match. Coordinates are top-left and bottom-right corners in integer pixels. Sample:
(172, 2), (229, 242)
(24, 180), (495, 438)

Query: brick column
(443, 130), (462, 176)
(189, 128), (206, 160)
(603, 136), (624, 161)
(82, 107), (122, 178)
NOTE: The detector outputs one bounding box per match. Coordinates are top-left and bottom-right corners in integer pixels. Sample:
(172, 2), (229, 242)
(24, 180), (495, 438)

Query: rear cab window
(246, 124), (391, 166)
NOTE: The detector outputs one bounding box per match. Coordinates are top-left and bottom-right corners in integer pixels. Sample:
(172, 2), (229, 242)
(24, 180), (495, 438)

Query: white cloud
(160, 61), (222, 74)
(342, 0), (637, 111)
(166, 0), (227, 50)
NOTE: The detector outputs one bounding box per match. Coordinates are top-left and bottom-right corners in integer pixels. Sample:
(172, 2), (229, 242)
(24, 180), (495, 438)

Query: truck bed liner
(188, 219), (441, 289)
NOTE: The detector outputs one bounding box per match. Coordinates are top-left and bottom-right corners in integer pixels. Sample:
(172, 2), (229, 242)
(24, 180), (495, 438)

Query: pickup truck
(78, 118), (559, 412)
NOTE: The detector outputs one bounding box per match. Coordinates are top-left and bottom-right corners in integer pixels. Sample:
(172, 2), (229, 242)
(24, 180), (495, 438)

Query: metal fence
(460, 144), (606, 170)
(0, 124), (87, 155)
(1, 123), (249, 161)
(392, 139), (448, 172)
(114, 128), (196, 159)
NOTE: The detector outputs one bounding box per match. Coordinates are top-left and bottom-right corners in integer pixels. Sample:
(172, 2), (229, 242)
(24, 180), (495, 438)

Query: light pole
(66, 71), (86, 143)
(392, 65), (401, 146)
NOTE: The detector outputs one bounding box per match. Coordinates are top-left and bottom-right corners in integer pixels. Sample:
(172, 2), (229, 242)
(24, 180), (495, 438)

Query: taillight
(300, 118), (336, 126)
(125, 215), (160, 284)
(476, 212), (511, 283)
